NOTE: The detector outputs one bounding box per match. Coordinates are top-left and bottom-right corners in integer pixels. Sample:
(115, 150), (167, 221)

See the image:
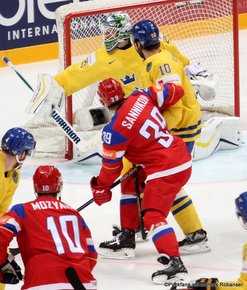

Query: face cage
(103, 26), (120, 52)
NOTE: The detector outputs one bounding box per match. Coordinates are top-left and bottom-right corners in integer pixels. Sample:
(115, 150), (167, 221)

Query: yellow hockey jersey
(0, 150), (20, 217)
(55, 45), (143, 97)
(216, 243), (247, 290)
(161, 39), (190, 68)
(54, 40), (190, 98)
(139, 49), (201, 142)
(55, 40), (199, 142)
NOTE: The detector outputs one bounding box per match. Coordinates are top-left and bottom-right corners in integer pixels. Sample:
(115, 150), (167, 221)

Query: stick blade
(65, 267), (86, 290)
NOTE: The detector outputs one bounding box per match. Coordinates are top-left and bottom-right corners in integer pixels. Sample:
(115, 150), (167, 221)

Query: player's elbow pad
(166, 83), (184, 105)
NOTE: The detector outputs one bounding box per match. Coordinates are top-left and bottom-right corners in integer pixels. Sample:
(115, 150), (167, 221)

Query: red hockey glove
(0, 254), (23, 284)
(90, 176), (112, 206)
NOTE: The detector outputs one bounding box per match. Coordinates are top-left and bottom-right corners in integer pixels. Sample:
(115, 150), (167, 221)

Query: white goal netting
(24, 0), (239, 161)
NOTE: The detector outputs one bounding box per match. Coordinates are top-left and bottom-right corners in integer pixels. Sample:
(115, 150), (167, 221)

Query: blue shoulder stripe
(103, 113), (128, 146)
(10, 204), (26, 219)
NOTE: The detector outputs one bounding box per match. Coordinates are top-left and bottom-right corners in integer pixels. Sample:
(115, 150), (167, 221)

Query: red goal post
(25, 0), (240, 160)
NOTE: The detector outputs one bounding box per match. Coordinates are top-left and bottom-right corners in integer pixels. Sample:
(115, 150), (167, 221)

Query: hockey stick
(9, 247), (20, 256)
(133, 166), (148, 241)
(2, 56), (34, 91)
(76, 165), (144, 212)
(65, 267), (86, 290)
(77, 152), (102, 163)
(2, 56), (99, 155)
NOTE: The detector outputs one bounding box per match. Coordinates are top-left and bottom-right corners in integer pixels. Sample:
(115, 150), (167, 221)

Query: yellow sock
(172, 188), (203, 235)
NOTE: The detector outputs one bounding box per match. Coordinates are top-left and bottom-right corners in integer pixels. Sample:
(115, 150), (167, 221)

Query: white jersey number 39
(140, 107), (173, 148)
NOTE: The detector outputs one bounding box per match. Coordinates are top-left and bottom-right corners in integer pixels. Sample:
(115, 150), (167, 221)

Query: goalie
(29, 12), (218, 255)
(28, 13), (219, 127)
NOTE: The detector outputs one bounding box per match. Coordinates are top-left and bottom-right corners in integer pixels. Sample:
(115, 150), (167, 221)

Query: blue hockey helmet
(130, 20), (160, 48)
(235, 192), (247, 230)
(1, 127), (36, 157)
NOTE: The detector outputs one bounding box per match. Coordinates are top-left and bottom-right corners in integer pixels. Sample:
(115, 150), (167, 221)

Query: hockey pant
(142, 167), (191, 256)
(120, 157), (203, 235)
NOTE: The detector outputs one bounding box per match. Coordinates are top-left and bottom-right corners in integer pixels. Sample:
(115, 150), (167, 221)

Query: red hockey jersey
(0, 197), (97, 290)
(97, 83), (192, 187)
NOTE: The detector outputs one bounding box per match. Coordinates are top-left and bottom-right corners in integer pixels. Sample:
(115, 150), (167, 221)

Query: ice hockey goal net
(24, 0), (239, 160)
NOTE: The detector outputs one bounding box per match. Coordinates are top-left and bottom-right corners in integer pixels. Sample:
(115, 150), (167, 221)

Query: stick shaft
(2, 56), (34, 91)
(76, 165), (143, 212)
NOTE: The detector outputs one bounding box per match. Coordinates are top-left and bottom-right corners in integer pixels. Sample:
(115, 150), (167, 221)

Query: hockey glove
(0, 253), (23, 284)
(184, 63), (219, 101)
(90, 176), (112, 206)
(26, 73), (65, 117)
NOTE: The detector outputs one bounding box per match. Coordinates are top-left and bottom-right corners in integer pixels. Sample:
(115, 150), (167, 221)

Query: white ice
(0, 30), (247, 289)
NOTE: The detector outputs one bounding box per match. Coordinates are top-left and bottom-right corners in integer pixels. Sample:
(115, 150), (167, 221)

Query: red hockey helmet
(97, 78), (125, 107)
(33, 165), (63, 194)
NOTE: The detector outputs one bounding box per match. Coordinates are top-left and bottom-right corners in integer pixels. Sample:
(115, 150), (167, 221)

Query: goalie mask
(33, 165), (63, 195)
(235, 192), (247, 230)
(102, 12), (132, 52)
(97, 78), (125, 108)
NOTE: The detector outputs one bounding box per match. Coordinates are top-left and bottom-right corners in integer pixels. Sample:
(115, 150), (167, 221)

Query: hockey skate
(98, 228), (136, 259)
(179, 229), (211, 255)
(112, 224), (149, 243)
(152, 255), (190, 285)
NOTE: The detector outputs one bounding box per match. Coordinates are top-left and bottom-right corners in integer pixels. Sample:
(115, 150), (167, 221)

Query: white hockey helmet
(102, 12), (132, 52)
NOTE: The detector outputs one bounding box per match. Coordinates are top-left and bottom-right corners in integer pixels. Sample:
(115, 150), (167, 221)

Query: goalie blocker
(25, 74), (64, 116)
(27, 73), (111, 130)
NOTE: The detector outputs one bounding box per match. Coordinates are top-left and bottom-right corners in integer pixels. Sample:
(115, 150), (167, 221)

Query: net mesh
(24, 0), (237, 159)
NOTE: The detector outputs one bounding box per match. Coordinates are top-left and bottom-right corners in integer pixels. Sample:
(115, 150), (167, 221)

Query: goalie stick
(77, 152), (102, 163)
(2, 56), (34, 92)
(77, 165), (144, 212)
(65, 267), (86, 290)
(2, 56), (101, 156)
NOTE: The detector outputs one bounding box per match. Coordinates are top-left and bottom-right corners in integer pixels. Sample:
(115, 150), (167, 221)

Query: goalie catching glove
(90, 176), (112, 205)
(25, 74), (65, 117)
(185, 63), (220, 101)
(0, 253), (23, 284)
